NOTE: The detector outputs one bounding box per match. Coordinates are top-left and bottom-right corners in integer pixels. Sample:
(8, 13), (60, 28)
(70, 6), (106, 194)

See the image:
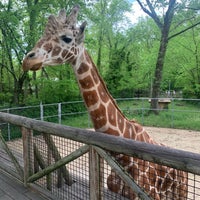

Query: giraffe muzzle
(22, 53), (43, 71)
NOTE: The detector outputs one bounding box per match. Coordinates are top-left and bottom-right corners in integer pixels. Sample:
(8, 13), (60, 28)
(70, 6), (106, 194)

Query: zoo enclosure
(0, 97), (200, 141)
(0, 112), (200, 199)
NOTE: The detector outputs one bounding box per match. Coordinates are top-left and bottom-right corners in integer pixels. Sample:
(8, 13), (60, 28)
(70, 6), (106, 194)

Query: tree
(0, 0), (27, 104)
(136, 0), (200, 114)
(86, 0), (133, 97)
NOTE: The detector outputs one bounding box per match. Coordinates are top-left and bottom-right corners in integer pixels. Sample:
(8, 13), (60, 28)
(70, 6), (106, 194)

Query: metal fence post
(170, 98), (174, 128)
(40, 102), (44, 121)
(7, 109), (11, 140)
(141, 98), (144, 125)
(58, 103), (62, 124)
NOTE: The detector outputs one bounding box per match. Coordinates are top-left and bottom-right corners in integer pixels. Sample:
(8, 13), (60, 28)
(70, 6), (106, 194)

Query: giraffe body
(22, 5), (188, 199)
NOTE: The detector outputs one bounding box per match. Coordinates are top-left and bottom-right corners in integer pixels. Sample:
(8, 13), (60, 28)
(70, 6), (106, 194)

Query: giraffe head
(22, 5), (86, 71)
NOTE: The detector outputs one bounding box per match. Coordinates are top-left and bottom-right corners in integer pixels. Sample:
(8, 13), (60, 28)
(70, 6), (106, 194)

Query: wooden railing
(0, 112), (200, 199)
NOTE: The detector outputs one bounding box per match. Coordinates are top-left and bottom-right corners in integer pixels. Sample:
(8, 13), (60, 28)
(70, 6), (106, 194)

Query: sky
(1, 0), (146, 24)
(126, 1), (147, 24)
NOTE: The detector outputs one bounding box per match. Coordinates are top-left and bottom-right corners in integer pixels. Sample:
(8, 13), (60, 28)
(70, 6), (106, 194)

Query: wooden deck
(0, 169), (46, 200)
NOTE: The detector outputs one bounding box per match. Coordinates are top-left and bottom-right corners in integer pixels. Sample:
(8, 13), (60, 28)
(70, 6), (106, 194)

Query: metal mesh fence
(0, 99), (200, 199)
(0, 128), (199, 199)
(32, 134), (90, 200)
(1, 98), (200, 133)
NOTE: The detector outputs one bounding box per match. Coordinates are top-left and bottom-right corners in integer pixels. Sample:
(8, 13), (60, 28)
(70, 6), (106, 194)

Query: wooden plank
(28, 183), (57, 200)
(0, 112), (200, 175)
(0, 170), (44, 200)
(0, 162), (21, 180)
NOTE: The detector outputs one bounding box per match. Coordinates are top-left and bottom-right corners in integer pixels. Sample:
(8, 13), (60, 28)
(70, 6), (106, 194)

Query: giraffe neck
(72, 50), (138, 138)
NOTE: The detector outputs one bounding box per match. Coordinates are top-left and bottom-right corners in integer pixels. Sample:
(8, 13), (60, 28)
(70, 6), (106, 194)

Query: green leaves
(1, 0), (200, 106)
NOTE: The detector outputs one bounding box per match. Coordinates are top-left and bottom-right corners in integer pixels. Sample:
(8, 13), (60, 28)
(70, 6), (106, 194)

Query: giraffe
(22, 5), (188, 200)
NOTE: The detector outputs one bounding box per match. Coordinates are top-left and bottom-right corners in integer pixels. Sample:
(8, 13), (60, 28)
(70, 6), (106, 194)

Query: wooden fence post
(42, 134), (73, 186)
(22, 127), (34, 186)
(89, 146), (104, 200)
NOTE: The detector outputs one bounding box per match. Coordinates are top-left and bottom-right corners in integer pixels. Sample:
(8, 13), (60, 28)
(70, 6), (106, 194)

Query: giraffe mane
(84, 50), (129, 122)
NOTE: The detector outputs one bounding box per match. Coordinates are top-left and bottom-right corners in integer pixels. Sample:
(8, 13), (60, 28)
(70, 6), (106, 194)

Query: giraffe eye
(61, 35), (72, 43)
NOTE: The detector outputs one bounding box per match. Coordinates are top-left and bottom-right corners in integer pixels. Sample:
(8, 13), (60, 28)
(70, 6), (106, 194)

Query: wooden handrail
(0, 112), (200, 175)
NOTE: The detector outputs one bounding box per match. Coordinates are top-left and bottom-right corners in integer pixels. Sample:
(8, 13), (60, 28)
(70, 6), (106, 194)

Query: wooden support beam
(27, 144), (89, 183)
(0, 131), (24, 179)
(94, 146), (153, 200)
(33, 143), (52, 190)
(42, 134), (73, 186)
(21, 127), (34, 186)
(89, 146), (104, 200)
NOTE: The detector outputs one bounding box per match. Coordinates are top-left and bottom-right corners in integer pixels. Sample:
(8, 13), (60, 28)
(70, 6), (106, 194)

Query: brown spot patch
(56, 57), (63, 63)
(161, 174), (173, 191)
(149, 188), (160, 200)
(77, 63), (89, 74)
(133, 122), (143, 133)
(85, 51), (92, 64)
(117, 113), (124, 133)
(142, 131), (151, 143)
(138, 173), (149, 191)
(107, 172), (122, 193)
(124, 121), (134, 139)
(107, 102), (117, 127)
(43, 43), (53, 53)
(157, 165), (167, 178)
(79, 75), (94, 89)
(83, 90), (98, 107)
(104, 127), (119, 136)
(98, 84), (108, 103)
(62, 49), (68, 58)
(91, 69), (99, 84)
(149, 166), (158, 185)
(115, 155), (130, 167)
(73, 47), (78, 55)
(52, 46), (61, 56)
(127, 163), (139, 180)
(90, 104), (107, 130)
(71, 47), (75, 53)
(36, 39), (46, 48)
(136, 133), (146, 142)
(53, 38), (59, 43)
(66, 51), (76, 64)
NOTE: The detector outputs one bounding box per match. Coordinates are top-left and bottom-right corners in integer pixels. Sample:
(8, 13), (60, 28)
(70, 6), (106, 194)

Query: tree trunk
(150, 29), (169, 114)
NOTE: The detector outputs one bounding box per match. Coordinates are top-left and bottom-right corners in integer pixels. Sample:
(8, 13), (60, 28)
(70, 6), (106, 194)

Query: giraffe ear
(76, 21), (87, 44)
(80, 21), (87, 34)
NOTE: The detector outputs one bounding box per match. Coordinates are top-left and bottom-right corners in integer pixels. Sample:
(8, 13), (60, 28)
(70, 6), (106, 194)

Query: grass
(1, 99), (199, 141)
(61, 99), (200, 131)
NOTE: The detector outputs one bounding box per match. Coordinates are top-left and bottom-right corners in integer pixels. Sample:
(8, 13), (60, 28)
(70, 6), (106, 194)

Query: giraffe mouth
(30, 63), (43, 71)
(22, 56), (44, 72)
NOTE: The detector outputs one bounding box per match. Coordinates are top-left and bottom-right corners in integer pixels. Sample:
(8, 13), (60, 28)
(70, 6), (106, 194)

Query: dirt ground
(145, 126), (200, 154)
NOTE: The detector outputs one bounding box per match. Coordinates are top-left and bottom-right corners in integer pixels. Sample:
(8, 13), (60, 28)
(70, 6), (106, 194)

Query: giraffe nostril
(28, 52), (35, 58)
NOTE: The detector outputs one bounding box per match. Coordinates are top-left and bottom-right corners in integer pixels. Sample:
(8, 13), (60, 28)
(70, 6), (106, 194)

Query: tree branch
(185, 6), (200, 11)
(136, 0), (163, 29)
(164, 0), (176, 25)
(168, 21), (200, 40)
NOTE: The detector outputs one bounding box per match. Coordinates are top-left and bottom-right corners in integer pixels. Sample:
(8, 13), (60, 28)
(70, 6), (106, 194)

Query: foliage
(0, 0), (200, 107)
